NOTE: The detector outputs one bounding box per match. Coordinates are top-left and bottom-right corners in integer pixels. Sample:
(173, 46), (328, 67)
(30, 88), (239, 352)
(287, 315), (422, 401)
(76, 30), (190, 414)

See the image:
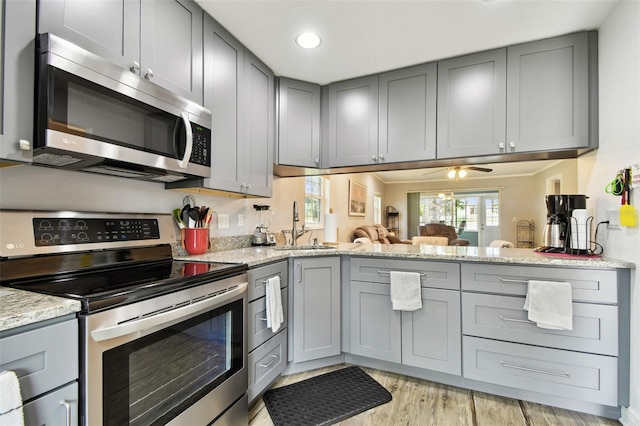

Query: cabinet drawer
(462, 293), (618, 355)
(248, 330), (287, 402)
(463, 336), (618, 406)
(248, 287), (288, 351)
(0, 319), (78, 401)
(461, 264), (618, 303)
(248, 261), (288, 302)
(23, 382), (78, 426)
(351, 257), (460, 290)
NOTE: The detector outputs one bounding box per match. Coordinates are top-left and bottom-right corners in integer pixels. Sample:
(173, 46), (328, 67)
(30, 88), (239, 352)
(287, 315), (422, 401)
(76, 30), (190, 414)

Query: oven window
(102, 299), (244, 426)
(48, 68), (185, 159)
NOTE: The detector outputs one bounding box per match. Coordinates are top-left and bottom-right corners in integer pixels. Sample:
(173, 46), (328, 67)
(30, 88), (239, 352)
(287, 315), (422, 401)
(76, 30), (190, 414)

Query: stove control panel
(33, 218), (160, 246)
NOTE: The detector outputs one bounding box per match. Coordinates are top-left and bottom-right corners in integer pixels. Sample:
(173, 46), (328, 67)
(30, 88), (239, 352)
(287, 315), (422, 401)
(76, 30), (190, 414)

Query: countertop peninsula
(176, 243), (636, 269)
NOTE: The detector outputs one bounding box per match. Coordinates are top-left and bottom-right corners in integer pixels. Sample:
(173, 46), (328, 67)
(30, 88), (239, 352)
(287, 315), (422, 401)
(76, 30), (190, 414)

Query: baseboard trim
(621, 406), (640, 426)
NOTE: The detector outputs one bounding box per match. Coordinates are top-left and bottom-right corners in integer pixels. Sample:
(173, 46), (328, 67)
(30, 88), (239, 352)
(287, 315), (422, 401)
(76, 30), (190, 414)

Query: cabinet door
(327, 75), (379, 167)
(277, 78), (321, 168)
(140, 0), (203, 104)
(202, 16), (245, 193)
(349, 281), (401, 363)
(507, 32), (590, 153)
(0, 0), (35, 163)
(379, 63), (437, 163)
(38, 0), (140, 71)
(23, 382), (78, 426)
(292, 257), (341, 363)
(437, 49), (506, 159)
(243, 50), (274, 197)
(402, 288), (461, 375)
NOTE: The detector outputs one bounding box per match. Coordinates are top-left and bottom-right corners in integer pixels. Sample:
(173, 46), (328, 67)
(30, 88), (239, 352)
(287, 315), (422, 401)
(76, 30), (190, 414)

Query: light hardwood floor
(249, 365), (620, 426)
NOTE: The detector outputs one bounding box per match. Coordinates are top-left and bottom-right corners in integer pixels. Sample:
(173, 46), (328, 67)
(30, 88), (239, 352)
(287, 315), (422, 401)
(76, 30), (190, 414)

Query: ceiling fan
(422, 165), (493, 179)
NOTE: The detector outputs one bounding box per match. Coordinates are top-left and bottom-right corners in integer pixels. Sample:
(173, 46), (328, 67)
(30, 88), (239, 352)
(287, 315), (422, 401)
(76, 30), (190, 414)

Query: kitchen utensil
(620, 169), (636, 227)
(172, 208), (186, 229)
(189, 207), (201, 227)
(181, 205), (191, 226)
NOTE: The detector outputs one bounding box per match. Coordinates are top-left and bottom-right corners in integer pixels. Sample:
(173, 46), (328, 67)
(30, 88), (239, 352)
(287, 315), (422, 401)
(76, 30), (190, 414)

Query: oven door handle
(90, 282), (247, 342)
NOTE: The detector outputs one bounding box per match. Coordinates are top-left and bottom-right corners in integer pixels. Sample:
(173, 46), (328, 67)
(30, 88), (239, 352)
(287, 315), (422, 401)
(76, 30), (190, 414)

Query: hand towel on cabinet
(266, 276), (284, 333)
(0, 370), (25, 426)
(523, 280), (573, 330)
(390, 271), (422, 311)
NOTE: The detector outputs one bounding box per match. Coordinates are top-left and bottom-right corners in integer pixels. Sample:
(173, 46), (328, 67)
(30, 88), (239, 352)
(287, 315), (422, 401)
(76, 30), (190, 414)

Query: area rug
(262, 366), (392, 426)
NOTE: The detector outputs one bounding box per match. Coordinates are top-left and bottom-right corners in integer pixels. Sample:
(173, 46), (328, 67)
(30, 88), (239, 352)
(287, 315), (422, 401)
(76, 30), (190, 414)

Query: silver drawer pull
(258, 354), (279, 368)
(60, 400), (71, 426)
(256, 280), (268, 288)
(498, 278), (529, 284)
(499, 315), (535, 324)
(377, 270), (426, 277)
(500, 360), (570, 378)
(259, 317), (268, 321)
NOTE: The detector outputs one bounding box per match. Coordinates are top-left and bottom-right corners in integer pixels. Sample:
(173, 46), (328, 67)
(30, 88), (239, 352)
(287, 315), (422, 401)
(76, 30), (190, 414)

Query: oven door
(82, 275), (247, 426)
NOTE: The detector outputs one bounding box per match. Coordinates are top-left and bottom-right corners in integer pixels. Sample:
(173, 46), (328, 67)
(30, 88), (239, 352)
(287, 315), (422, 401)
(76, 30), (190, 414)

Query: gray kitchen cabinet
(0, 317), (79, 426)
(290, 257), (341, 363)
(38, 0), (203, 104)
(437, 48), (507, 159)
(247, 261), (288, 402)
(378, 63), (437, 163)
(277, 78), (321, 168)
(327, 75), (379, 167)
(349, 257), (461, 375)
(460, 263), (629, 409)
(506, 32), (595, 153)
(0, 0), (35, 163)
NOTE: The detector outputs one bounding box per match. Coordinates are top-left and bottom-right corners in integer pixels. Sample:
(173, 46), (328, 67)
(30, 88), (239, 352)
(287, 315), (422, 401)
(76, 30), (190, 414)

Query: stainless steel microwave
(33, 34), (211, 182)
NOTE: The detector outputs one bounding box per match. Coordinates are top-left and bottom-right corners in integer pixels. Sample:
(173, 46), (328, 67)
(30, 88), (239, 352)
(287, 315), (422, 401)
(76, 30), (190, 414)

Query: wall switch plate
(606, 209), (622, 229)
(218, 214), (229, 229)
(238, 214), (244, 227)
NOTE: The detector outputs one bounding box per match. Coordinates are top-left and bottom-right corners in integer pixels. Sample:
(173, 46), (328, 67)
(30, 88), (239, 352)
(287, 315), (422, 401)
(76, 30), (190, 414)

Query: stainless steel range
(0, 210), (249, 425)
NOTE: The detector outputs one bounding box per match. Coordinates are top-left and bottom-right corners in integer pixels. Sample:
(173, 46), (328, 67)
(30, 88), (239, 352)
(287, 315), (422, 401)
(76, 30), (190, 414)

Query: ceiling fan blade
(421, 168), (447, 176)
(464, 166), (493, 173)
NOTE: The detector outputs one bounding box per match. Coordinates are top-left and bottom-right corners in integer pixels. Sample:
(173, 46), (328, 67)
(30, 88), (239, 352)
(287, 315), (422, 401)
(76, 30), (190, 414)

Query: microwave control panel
(190, 125), (211, 167)
(32, 218), (160, 246)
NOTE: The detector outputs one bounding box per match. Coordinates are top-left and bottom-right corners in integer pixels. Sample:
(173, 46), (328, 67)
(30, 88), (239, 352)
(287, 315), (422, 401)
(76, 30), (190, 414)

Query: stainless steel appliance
(539, 194), (588, 253)
(251, 204), (275, 246)
(0, 211), (248, 425)
(33, 34), (212, 182)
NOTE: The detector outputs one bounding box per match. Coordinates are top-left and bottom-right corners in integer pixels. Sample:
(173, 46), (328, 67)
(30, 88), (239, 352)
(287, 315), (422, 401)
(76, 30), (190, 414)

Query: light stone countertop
(176, 243), (636, 269)
(0, 287), (82, 332)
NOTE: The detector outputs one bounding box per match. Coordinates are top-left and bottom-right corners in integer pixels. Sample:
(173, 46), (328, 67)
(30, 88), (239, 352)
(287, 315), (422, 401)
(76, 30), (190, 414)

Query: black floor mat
(262, 366), (392, 426)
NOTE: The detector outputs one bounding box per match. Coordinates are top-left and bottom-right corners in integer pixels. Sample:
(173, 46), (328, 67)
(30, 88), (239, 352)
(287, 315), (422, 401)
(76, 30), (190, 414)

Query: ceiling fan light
(458, 169), (468, 178)
(447, 170), (457, 179)
(295, 32), (322, 49)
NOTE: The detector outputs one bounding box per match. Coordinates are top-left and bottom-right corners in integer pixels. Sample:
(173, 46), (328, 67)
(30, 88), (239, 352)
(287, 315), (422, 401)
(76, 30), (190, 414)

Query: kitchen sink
(272, 245), (337, 251)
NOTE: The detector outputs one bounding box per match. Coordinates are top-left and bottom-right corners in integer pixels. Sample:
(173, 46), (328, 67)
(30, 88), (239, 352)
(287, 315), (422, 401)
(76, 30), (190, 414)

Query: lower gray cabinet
(348, 258), (461, 375)
(291, 257), (341, 363)
(0, 317), (79, 426)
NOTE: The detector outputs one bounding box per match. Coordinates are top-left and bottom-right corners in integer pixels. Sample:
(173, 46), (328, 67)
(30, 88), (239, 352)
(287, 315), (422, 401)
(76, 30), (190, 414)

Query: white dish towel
(0, 370), (25, 426)
(266, 276), (284, 333)
(390, 271), (422, 311)
(523, 280), (573, 330)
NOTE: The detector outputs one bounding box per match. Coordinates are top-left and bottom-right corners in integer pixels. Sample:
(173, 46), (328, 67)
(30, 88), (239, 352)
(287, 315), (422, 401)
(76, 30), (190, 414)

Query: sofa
(418, 224), (470, 246)
(352, 224), (411, 244)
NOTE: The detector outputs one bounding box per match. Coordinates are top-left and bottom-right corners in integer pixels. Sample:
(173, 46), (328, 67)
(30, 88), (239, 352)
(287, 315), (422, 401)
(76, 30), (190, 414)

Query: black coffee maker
(539, 194), (588, 253)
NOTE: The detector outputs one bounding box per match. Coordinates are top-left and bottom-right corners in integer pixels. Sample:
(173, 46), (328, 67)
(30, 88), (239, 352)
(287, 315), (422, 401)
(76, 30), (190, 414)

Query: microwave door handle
(178, 111), (193, 169)
(90, 282), (247, 342)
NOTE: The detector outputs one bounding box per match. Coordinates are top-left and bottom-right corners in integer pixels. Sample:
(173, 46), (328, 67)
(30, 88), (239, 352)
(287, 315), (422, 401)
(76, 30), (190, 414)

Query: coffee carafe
(252, 204), (275, 246)
(539, 194), (588, 253)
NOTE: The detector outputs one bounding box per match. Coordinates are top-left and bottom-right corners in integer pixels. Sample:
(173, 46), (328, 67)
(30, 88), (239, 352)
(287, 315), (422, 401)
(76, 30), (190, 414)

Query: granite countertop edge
(0, 287), (82, 333)
(176, 244), (636, 269)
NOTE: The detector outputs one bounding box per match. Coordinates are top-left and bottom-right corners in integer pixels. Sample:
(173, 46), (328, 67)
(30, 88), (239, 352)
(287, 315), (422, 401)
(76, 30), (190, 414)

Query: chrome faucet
(291, 201), (308, 245)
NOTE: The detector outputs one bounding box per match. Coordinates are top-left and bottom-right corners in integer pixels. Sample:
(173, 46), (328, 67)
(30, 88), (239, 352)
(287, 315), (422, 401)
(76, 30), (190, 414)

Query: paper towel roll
(324, 213), (339, 242)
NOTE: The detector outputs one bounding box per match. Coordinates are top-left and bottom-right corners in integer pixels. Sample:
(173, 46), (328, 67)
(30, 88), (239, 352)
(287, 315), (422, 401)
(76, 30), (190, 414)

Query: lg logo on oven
(5, 243), (25, 250)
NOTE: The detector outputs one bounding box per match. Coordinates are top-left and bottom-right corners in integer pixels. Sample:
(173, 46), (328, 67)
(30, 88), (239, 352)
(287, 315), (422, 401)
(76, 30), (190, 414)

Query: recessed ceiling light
(296, 32), (322, 49)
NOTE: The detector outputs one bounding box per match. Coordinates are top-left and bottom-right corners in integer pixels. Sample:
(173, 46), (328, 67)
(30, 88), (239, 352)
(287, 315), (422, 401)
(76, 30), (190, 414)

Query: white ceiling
(196, 0), (617, 85)
(195, 0), (614, 181)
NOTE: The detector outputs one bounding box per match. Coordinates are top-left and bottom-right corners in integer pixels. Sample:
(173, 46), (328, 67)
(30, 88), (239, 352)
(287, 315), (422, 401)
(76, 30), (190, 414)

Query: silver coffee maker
(540, 194), (588, 253)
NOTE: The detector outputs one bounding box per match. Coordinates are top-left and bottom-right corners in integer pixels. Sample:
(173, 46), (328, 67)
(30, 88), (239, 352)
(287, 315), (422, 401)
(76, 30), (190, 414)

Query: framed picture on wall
(349, 180), (367, 216)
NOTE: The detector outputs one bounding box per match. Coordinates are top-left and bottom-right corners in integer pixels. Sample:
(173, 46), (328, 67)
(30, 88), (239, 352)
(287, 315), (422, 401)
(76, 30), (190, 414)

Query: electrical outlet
(238, 214), (244, 227)
(606, 209), (622, 229)
(218, 214), (229, 229)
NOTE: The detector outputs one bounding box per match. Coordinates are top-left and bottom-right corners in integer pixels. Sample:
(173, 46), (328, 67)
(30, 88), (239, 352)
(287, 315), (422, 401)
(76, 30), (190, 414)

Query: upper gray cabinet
(506, 32), (595, 153)
(437, 32), (596, 159)
(379, 63), (437, 163)
(437, 49), (507, 159)
(327, 75), (379, 167)
(277, 78), (321, 168)
(38, 0), (203, 104)
(0, 0), (35, 163)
